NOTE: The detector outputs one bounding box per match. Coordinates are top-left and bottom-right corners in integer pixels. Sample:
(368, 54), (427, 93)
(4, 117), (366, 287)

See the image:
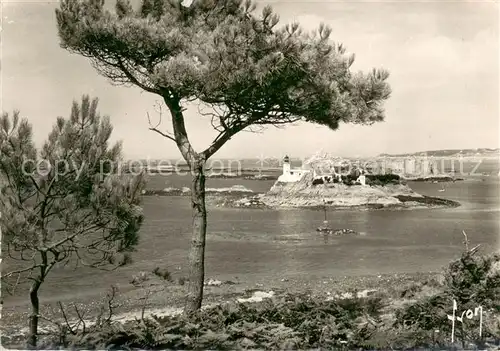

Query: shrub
(53, 294), (386, 350)
(443, 250), (500, 311)
(393, 247), (500, 348)
(152, 267), (173, 282)
(341, 174), (358, 186)
(312, 178), (324, 185)
(366, 174), (400, 185)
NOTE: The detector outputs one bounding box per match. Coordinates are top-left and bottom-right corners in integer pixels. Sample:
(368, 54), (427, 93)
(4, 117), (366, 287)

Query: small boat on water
(438, 183), (446, 192)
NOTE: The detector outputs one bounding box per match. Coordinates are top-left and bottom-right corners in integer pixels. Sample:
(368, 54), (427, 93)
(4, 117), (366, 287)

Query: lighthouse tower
(283, 155), (291, 176)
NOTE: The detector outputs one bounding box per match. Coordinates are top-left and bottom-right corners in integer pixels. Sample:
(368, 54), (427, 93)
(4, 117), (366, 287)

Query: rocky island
(226, 153), (462, 210)
(229, 172), (460, 210)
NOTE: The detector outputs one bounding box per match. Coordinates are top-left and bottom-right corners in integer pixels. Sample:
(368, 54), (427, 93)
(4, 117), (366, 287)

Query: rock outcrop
(316, 227), (359, 236)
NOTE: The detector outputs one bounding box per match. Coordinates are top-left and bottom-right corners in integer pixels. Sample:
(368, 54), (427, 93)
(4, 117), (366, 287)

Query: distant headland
(378, 148), (500, 158)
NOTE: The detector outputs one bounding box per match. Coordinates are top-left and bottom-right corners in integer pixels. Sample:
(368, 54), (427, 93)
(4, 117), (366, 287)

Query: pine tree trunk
(184, 162), (207, 313)
(27, 280), (41, 348)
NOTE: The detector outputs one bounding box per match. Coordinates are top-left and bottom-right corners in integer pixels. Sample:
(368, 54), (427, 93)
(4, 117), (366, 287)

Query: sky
(1, 0), (499, 160)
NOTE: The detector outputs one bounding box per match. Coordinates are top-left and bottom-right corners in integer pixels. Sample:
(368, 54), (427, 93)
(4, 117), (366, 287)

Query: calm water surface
(4, 175), (500, 305)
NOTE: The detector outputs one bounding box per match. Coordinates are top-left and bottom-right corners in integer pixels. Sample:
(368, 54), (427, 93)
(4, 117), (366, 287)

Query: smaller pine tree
(0, 95), (145, 347)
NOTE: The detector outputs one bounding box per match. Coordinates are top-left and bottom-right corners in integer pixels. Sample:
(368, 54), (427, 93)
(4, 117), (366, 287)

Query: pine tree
(0, 96), (145, 347)
(56, 0), (391, 313)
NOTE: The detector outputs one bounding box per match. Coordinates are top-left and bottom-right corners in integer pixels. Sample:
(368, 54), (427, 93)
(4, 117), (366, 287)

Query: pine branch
(116, 58), (160, 94)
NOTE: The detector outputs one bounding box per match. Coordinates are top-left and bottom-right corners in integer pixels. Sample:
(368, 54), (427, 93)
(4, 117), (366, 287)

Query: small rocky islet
(316, 226), (359, 236)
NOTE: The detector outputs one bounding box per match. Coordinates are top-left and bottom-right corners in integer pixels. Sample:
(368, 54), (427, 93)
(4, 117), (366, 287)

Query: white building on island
(356, 172), (366, 186)
(277, 154), (368, 186)
(277, 155), (311, 183)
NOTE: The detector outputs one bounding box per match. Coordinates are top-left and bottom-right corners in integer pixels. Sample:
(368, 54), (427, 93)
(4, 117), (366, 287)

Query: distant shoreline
(125, 153), (500, 166)
(132, 166), (499, 178)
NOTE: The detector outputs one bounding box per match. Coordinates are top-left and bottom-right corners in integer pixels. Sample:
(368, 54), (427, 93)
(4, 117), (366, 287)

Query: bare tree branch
(149, 126), (177, 142)
(3, 264), (44, 279)
(147, 105), (176, 142)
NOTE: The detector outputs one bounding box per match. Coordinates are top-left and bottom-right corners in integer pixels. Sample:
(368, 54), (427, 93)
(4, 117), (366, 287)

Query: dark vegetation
(312, 173), (401, 186)
(312, 176), (334, 185)
(7, 243), (498, 350)
(341, 174), (401, 186)
(366, 173), (401, 185)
